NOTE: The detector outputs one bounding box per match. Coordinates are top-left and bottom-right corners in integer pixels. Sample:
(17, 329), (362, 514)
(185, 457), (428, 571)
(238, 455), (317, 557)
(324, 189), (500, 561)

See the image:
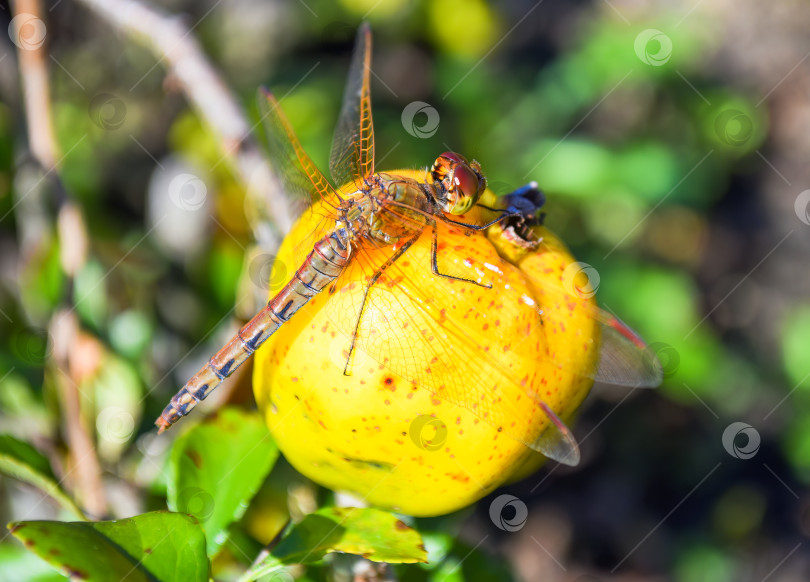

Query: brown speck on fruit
(394, 519), (410, 531)
(497, 427), (503, 432)
(144, 547), (152, 554)
(65, 568), (89, 580)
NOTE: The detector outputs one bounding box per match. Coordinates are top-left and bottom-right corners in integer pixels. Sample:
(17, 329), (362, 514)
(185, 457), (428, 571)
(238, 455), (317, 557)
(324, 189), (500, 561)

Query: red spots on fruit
(384, 399), (391, 405)
(456, 417), (461, 425)
(318, 420), (327, 429)
(407, 393), (414, 399)
(495, 319), (501, 327)
(483, 323), (489, 331)
(431, 398), (441, 406)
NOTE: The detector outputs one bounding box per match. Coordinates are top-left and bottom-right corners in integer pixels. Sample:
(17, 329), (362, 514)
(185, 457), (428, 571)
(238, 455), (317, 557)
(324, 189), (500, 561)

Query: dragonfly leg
(344, 230), (422, 375)
(430, 219), (492, 289)
(442, 182), (546, 231)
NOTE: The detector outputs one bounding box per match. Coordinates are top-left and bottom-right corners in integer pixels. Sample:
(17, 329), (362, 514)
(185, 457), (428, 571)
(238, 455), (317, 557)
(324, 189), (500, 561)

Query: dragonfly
(156, 23), (662, 466)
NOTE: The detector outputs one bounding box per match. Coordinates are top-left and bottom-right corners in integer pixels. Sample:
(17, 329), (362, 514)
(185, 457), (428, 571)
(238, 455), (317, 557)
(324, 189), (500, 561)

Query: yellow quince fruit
(253, 171), (599, 516)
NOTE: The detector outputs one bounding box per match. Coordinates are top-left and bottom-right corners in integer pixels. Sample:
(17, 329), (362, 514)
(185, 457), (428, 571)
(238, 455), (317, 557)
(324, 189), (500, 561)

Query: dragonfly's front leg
(429, 218), (492, 289)
(442, 181), (546, 231)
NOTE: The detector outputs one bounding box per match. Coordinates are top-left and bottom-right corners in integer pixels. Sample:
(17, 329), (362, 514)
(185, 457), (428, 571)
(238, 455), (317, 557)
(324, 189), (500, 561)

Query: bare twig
(11, 0), (106, 518)
(75, 0), (295, 243)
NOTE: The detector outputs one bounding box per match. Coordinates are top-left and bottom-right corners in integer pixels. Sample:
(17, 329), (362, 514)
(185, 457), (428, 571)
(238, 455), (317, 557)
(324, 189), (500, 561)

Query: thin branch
(75, 0), (296, 241)
(11, 0), (106, 518)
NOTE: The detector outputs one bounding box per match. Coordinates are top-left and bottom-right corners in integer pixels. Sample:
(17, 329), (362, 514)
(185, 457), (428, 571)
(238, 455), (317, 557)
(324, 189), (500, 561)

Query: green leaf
(244, 507), (427, 581)
(7, 511), (208, 582)
(167, 407), (279, 557)
(0, 435), (85, 520)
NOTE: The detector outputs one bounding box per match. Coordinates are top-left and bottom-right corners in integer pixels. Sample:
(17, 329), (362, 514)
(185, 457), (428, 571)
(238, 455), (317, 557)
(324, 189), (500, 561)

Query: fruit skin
(253, 170), (599, 517)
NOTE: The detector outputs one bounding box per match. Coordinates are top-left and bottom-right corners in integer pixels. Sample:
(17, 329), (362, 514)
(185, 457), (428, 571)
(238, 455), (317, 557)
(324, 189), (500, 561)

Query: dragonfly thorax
(338, 174), (433, 247)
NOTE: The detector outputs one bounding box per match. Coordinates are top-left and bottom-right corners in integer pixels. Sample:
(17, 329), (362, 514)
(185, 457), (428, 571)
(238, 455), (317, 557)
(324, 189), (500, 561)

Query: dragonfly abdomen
(155, 231), (350, 432)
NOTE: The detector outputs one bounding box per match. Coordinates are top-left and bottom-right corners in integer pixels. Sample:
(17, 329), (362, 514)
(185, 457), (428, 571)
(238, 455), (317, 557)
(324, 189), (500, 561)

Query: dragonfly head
(431, 152), (487, 215)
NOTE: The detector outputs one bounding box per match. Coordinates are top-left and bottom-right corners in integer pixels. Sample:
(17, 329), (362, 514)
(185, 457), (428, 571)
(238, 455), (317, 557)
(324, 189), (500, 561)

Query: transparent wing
(329, 22), (375, 190)
(478, 185), (662, 389)
(321, 217), (583, 466)
(514, 236), (663, 389)
(259, 89), (342, 212)
(596, 314), (663, 387)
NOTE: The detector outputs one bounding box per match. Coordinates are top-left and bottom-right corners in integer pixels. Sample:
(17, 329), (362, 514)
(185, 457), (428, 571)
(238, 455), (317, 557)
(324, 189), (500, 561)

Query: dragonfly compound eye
(431, 152), (486, 215)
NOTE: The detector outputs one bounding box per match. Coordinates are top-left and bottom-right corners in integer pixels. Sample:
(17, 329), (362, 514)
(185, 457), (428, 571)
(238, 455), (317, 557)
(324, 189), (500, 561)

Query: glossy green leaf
(244, 507), (427, 581)
(167, 407), (279, 556)
(0, 434), (85, 520)
(7, 511), (208, 582)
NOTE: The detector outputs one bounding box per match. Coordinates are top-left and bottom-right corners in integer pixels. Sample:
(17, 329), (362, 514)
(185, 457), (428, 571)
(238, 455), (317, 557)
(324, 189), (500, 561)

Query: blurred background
(1, 0), (809, 580)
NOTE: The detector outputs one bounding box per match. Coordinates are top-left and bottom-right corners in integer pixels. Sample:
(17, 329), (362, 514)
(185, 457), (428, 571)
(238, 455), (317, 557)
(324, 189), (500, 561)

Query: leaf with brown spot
(7, 512), (208, 582)
(243, 507), (426, 580)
